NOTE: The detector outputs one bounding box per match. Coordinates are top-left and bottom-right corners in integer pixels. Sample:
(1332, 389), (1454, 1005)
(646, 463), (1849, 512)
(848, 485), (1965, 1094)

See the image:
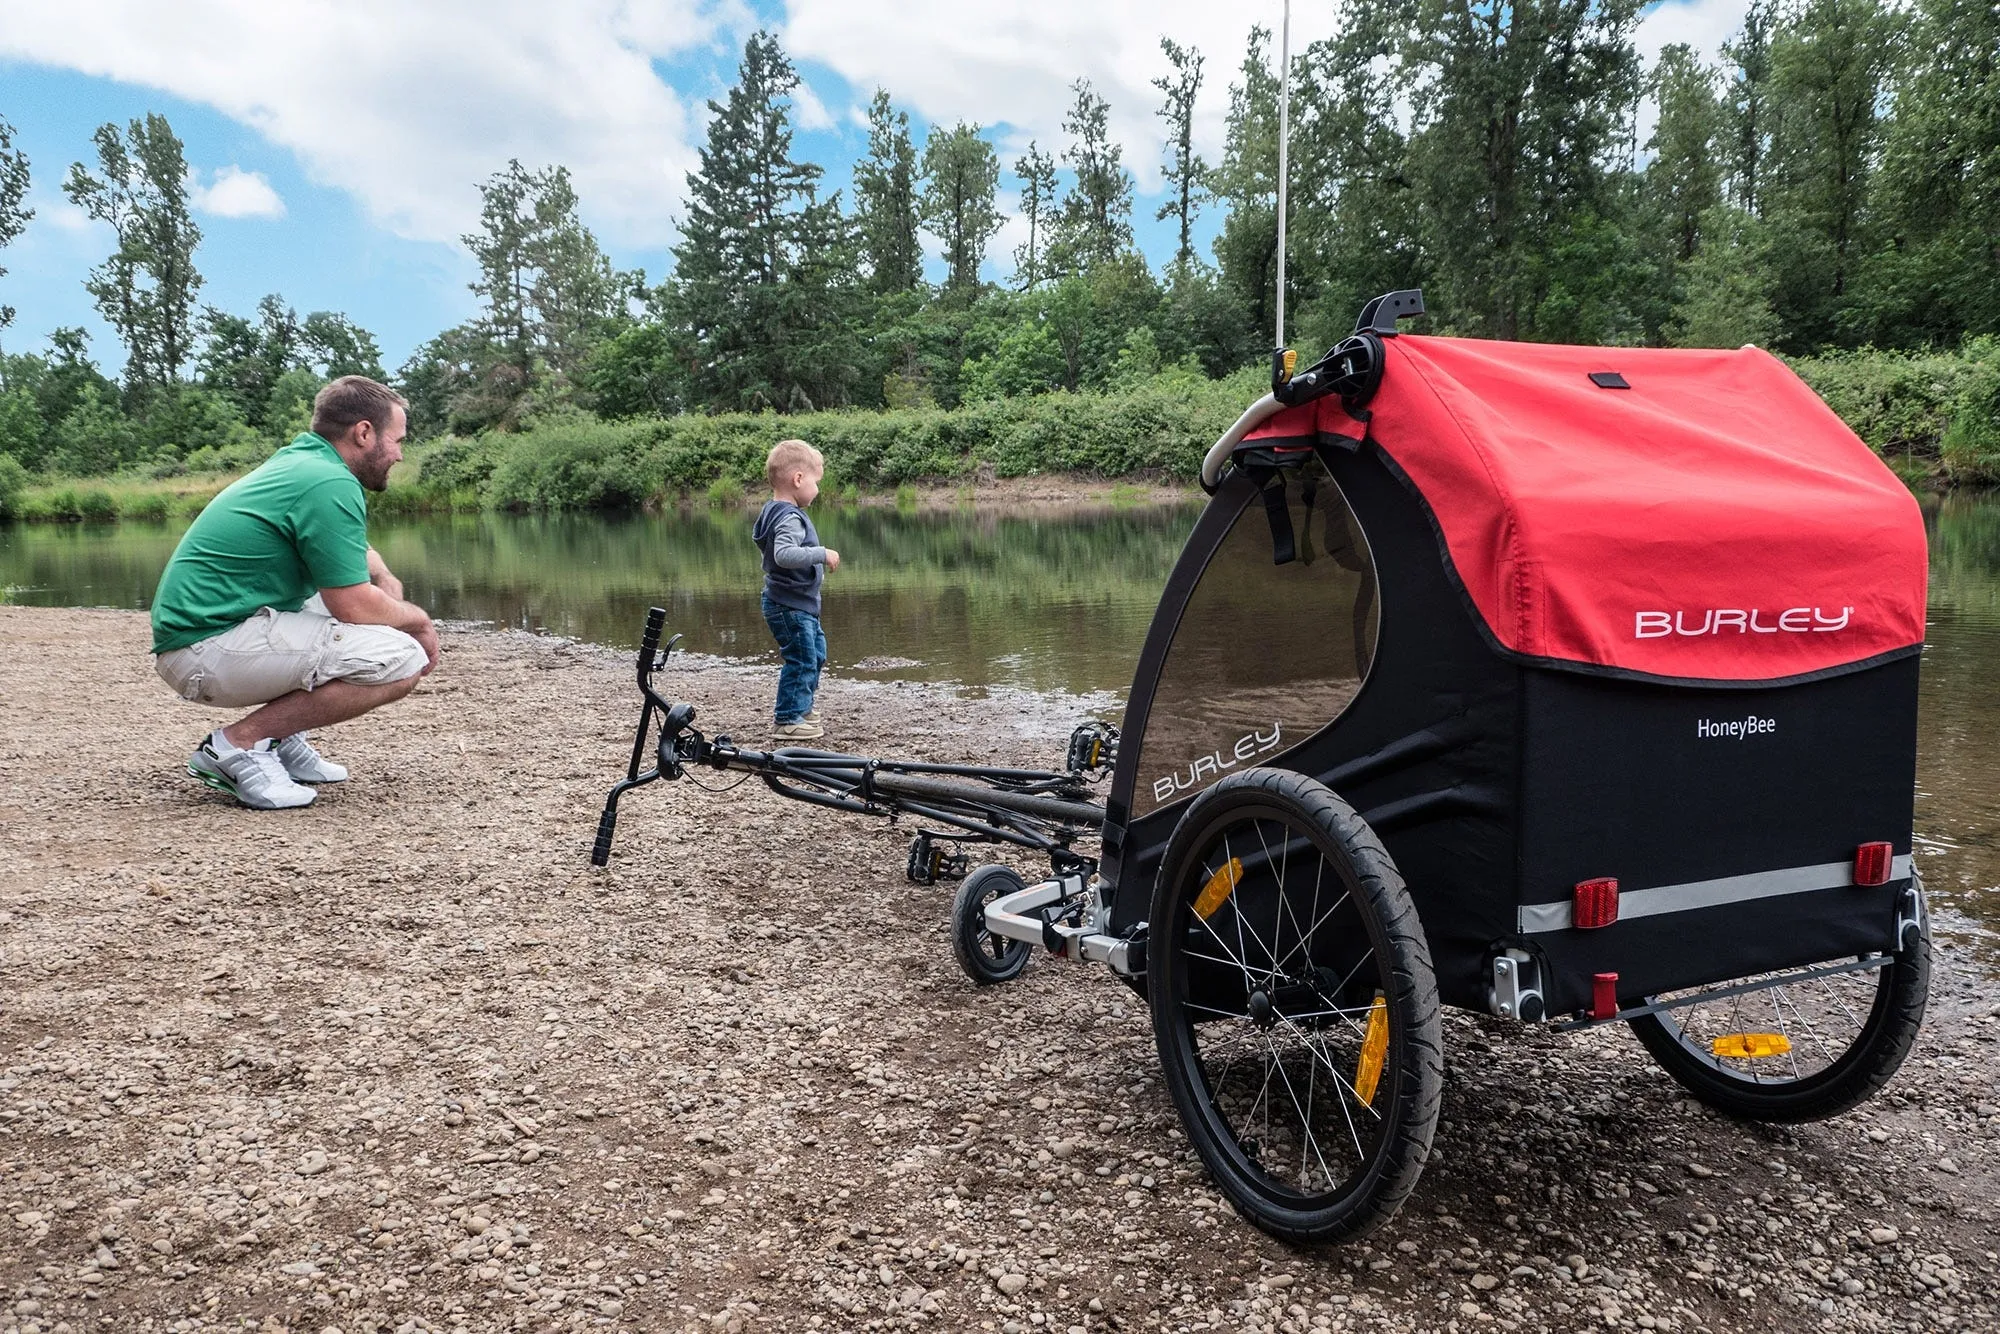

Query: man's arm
(319, 581), (440, 674)
(366, 547), (404, 600)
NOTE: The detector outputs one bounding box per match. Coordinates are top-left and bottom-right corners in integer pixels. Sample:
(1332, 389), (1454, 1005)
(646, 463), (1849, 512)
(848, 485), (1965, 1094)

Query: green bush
(0, 454), (28, 519)
(484, 417), (655, 511)
(122, 492), (172, 522)
(77, 488), (119, 522)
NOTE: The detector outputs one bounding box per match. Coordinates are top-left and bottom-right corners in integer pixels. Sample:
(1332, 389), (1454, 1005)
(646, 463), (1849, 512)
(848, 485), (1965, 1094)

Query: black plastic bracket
(1353, 288), (1426, 337)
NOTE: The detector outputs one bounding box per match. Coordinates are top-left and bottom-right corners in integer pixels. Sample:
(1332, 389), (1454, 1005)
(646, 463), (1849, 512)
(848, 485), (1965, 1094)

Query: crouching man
(150, 375), (438, 809)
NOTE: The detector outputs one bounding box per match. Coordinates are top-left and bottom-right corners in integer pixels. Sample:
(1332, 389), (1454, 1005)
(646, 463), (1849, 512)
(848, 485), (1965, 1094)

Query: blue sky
(0, 0), (1745, 375)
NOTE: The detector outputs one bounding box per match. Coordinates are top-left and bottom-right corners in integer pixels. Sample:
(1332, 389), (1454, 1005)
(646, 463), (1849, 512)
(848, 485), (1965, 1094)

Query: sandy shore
(1, 606), (1995, 1334)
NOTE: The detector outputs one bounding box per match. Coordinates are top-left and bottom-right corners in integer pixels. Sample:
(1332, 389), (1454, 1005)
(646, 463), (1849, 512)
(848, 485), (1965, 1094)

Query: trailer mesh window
(1133, 457), (1379, 816)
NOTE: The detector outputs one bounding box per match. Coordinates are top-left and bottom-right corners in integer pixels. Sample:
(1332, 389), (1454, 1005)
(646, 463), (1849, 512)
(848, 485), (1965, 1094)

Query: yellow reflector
(1710, 1032), (1793, 1060)
(1354, 993), (1390, 1107)
(1193, 858), (1242, 920)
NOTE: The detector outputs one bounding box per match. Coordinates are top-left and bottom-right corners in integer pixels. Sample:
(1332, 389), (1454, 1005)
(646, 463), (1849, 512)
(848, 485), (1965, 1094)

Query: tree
(920, 123), (1002, 299)
(0, 116), (30, 351)
(854, 90), (923, 294)
(1011, 143), (1058, 290)
(1761, 0), (1900, 347)
(1051, 80), (1135, 275)
(1721, 0), (1777, 215)
(462, 159), (626, 417)
(662, 29), (860, 411)
(63, 113), (204, 390)
(1648, 45), (1724, 263)
(1868, 0), (2000, 343)
(526, 166), (625, 381)
(1153, 38), (1210, 270)
(1209, 26), (1282, 346)
(1393, 0), (1646, 340)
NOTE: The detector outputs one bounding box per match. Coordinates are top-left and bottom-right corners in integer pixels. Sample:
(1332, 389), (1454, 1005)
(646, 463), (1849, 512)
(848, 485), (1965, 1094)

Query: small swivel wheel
(952, 865), (1032, 986)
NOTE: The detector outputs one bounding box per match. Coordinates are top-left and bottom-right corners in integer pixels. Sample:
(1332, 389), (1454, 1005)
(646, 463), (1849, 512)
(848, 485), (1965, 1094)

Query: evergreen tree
(0, 116), (30, 348)
(1051, 80), (1135, 275)
(64, 114), (204, 390)
(854, 90), (923, 294)
(1153, 37), (1209, 270)
(664, 30), (858, 411)
(920, 123), (1002, 299)
(1011, 143), (1058, 290)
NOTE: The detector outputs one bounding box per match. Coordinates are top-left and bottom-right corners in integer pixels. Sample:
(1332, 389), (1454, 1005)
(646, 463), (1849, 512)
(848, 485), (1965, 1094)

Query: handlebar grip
(591, 800), (619, 867)
(640, 607), (666, 660)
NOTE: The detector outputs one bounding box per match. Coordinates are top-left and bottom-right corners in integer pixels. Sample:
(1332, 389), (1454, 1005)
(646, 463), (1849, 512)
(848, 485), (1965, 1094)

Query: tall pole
(1274, 0), (1292, 351)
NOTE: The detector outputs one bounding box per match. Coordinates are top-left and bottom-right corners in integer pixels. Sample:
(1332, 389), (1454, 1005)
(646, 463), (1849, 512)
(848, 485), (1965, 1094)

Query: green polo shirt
(150, 433), (372, 653)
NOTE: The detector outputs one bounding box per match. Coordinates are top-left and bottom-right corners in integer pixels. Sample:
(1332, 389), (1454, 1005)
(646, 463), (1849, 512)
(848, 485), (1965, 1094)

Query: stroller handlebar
(1200, 393), (1284, 491)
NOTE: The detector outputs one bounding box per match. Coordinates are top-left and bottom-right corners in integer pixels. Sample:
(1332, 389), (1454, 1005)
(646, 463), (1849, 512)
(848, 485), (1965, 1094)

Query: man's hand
(321, 580), (433, 640)
(412, 620), (441, 676)
(824, 548), (842, 571)
(366, 547), (405, 601)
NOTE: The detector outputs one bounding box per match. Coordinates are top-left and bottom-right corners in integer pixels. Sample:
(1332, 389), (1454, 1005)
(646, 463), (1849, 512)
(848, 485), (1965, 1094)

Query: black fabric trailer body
(1103, 438), (1918, 1017)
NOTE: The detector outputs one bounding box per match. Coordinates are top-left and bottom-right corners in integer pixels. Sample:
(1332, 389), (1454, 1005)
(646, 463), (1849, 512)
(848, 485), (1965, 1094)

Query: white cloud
(0, 0), (726, 246)
(785, 1), (1343, 194)
(190, 165), (285, 219)
(791, 78), (837, 132)
(1635, 0), (1750, 67)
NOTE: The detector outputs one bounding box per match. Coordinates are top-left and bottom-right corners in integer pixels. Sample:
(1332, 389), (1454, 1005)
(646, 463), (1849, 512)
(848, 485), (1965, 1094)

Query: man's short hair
(766, 439), (824, 489)
(312, 376), (408, 443)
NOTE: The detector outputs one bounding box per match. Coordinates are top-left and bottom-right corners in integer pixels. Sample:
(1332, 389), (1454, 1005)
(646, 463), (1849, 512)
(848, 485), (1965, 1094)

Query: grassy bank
(5, 343), (1997, 523)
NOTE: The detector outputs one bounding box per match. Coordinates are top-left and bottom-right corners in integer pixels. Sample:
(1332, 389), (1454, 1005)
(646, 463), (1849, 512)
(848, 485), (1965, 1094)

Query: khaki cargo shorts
(155, 595), (427, 709)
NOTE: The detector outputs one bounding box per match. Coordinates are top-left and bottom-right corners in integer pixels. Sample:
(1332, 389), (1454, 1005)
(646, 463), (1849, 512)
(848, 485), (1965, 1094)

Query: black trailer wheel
(1148, 768), (1443, 1243)
(953, 865), (1033, 986)
(1627, 902), (1929, 1123)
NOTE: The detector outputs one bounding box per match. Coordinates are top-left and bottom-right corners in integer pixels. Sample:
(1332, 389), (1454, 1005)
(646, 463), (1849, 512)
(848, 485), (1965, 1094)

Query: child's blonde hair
(766, 439), (824, 490)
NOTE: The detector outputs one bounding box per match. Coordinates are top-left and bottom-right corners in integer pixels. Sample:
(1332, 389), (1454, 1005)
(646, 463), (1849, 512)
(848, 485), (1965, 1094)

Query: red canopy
(1246, 336), (1927, 683)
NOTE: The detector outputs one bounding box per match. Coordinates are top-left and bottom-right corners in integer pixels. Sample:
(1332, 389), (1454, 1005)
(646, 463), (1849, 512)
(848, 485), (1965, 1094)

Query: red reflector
(1854, 842), (1894, 886)
(1573, 877), (1619, 930)
(1591, 973), (1619, 1021)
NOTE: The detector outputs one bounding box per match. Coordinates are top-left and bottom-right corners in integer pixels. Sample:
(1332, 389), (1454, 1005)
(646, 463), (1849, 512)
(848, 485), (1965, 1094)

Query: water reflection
(4, 494), (1998, 961)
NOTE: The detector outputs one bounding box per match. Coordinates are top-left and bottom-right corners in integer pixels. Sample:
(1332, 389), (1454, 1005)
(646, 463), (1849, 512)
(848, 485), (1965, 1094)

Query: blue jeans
(762, 596), (826, 724)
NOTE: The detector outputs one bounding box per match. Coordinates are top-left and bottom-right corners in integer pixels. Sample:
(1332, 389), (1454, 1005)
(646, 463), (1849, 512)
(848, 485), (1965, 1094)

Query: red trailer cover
(1246, 335), (1927, 683)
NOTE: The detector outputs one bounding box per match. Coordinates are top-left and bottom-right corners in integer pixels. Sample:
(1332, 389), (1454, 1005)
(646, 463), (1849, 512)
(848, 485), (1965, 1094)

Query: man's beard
(356, 451), (395, 492)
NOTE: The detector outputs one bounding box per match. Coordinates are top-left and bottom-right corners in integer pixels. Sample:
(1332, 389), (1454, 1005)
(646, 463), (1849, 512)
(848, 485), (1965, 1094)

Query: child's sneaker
(187, 733), (317, 809)
(773, 719), (824, 741)
(272, 732), (348, 783)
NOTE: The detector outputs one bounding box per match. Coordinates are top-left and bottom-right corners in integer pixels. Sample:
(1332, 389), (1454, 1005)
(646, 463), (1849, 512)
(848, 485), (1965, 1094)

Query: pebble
(1868, 1227), (1900, 1245)
(997, 1273), (1029, 1296)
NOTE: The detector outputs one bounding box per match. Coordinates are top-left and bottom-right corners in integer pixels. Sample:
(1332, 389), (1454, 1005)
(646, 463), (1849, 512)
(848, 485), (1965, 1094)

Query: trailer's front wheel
(1149, 769), (1442, 1243)
(952, 865), (1033, 986)
(1628, 896), (1929, 1123)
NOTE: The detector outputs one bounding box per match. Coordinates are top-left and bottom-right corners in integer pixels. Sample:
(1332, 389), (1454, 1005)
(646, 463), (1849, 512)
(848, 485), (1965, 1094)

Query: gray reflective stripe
(1517, 855), (1913, 934)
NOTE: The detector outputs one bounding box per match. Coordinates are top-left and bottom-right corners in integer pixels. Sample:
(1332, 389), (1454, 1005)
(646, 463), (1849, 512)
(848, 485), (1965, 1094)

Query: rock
(1686, 1163), (1713, 1178)
(997, 1273), (1029, 1296)
(1840, 1279), (1865, 1295)
(1472, 1274), (1499, 1291)
(1868, 1226), (1900, 1245)
(296, 1151), (330, 1177)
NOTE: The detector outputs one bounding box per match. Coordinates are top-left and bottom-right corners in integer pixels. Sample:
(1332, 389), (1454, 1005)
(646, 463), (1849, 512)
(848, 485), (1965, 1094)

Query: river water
(4, 495), (1996, 965)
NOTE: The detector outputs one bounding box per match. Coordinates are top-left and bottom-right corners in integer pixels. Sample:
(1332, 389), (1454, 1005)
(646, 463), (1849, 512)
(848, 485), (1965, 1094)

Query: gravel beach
(2, 605), (1995, 1334)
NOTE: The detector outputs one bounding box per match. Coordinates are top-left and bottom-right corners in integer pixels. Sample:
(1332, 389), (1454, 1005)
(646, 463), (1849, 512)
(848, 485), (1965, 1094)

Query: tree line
(0, 0), (1996, 483)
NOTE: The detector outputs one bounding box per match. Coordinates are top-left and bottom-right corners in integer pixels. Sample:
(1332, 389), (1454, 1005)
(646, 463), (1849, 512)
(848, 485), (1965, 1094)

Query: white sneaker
(773, 719), (824, 741)
(187, 735), (316, 810)
(273, 733), (348, 783)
